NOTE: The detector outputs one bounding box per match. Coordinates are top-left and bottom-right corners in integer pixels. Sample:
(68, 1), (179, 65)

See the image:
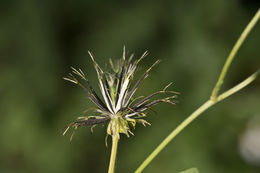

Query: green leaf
(179, 168), (199, 173)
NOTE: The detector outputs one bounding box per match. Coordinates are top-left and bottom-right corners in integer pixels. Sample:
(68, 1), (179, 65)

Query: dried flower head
(63, 47), (178, 141)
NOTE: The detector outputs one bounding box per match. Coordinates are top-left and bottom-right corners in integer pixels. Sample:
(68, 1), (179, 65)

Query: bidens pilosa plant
(63, 48), (177, 172)
(63, 48), (177, 140)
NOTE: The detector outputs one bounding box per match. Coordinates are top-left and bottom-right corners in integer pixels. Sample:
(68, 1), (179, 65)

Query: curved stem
(135, 70), (259, 173)
(135, 9), (260, 172)
(217, 69), (259, 102)
(108, 135), (119, 173)
(135, 100), (214, 173)
(211, 9), (260, 99)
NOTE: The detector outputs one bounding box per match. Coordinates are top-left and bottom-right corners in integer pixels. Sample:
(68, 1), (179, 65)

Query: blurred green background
(0, 0), (259, 173)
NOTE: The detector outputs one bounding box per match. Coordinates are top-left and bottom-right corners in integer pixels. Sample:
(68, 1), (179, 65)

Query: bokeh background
(0, 0), (260, 173)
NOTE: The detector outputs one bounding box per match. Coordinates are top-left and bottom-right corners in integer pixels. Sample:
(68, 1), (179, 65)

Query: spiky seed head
(63, 48), (178, 141)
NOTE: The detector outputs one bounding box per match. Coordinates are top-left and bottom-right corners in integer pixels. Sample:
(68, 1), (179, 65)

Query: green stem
(211, 9), (260, 99)
(217, 69), (259, 102)
(135, 100), (214, 173)
(135, 9), (260, 173)
(108, 135), (119, 173)
(135, 70), (259, 173)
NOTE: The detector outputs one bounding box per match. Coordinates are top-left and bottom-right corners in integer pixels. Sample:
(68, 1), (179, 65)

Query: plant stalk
(135, 70), (259, 173)
(211, 9), (260, 99)
(135, 9), (260, 173)
(135, 100), (214, 173)
(217, 69), (259, 102)
(108, 135), (119, 173)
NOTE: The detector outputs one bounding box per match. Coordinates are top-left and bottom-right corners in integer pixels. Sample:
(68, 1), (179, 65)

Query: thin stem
(135, 70), (259, 173)
(211, 9), (260, 99)
(108, 135), (119, 173)
(217, 69), (259, 102)
(135, 100), (214, 173)
(135, 9), (260, 172)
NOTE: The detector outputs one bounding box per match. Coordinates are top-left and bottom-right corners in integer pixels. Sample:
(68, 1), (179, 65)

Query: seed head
(63, 47), (178, 141)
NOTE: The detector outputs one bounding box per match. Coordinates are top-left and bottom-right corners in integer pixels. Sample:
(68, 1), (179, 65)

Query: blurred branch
(135, 9), (260, 173)
(135, 70), (258, 173)
(211, 9), (260, 99)
(217, 69), (259, 102)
